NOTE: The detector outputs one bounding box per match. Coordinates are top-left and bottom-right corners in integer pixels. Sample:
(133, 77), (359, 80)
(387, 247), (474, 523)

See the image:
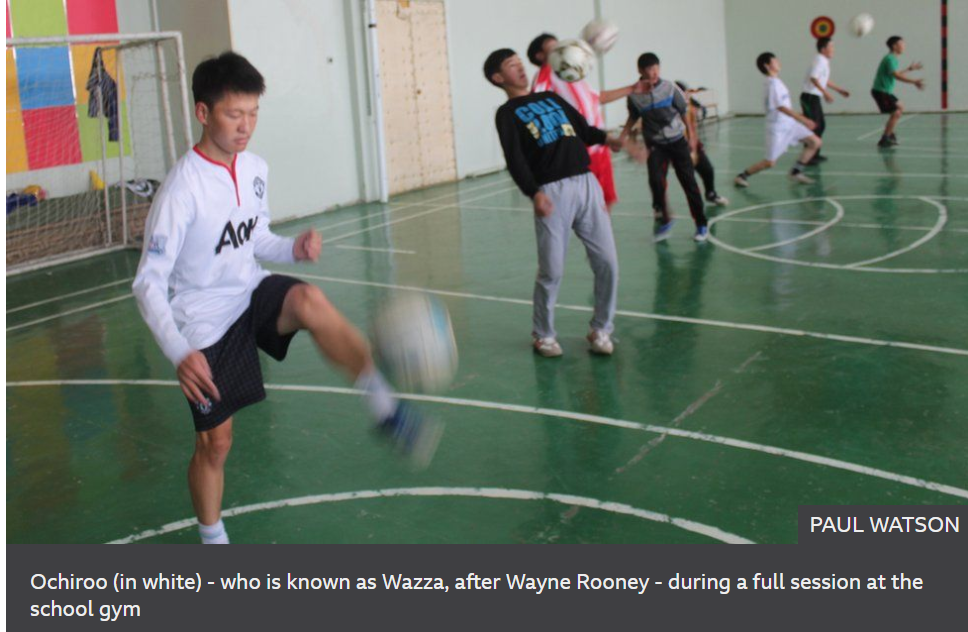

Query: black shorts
(188, 274), (305, 432)
(871, 89), (899, 114)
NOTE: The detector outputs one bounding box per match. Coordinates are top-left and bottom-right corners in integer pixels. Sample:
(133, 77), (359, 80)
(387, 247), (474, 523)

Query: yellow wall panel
(71, 44), (123, 106)
(7, 48), (21, 108)
(7, 109), (30, 173)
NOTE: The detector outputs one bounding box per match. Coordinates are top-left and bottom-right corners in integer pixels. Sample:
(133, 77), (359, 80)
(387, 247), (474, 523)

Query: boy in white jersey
(133, 52), (439, 544)
(735, 53), (822, 188)
(799, 37), (850, 164)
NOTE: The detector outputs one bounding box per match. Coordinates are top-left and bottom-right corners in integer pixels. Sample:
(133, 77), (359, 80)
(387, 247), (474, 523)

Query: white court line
(297, 273), (968, 357)
(4, 179), (513, 314)
(612, 162), (968, 180)
(9, 379), (967, 504)
(718, 217), (968, 234)
(702, 140), (968, 161)
(6, 294), (133, 333)
(105, 486), (754, 544)
(707, 196), (968, 274)
(767, 194), (968, 203)
(745, 199), (844, 252)
(857, 113), (921, 141)
(6, 278), (133, 314)
(310, 175), (512, 235)
(763, 171), (968, 180)
(464, 202), (968, 233)
(845, 197), (947, 268)
(887, 140), (968, 151)
(8, 258), (968, 354)
(458, 204), (642, 218)
(335, 244), (416, 255)
(322, 184), (520, 244)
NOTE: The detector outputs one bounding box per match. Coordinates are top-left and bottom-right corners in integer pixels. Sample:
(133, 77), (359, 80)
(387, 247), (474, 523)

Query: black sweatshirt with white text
(495, 92), (607, 198)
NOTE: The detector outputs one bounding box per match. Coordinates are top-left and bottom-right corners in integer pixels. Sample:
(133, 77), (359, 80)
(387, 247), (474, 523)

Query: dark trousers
(694, 143), (716, 196)
(647, 137), (707, 227)
(800, 93), (826, 154)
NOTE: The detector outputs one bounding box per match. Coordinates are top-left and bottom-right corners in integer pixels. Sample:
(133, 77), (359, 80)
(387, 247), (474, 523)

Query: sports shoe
(587, 330), (614, 355)
(653, 220), (675, 242)
(533, 336), (563, 357)
(788, 171), (814, 184)
(706, 192), (729, 206)
(377, 402), (443, 468)
(694, 226), (709, 243)
(877, 137), (893, 148)
(734, 174), (750, 188)
(888, 134), (899, 146)
(807, 155), (828, 165)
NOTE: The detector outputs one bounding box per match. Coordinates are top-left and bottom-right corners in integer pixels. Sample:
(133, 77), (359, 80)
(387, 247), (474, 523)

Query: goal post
(6, 31), (193, 274)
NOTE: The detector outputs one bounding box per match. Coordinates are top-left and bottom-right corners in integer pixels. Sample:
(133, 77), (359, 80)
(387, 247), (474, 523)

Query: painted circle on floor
(707, 195), (967, 274)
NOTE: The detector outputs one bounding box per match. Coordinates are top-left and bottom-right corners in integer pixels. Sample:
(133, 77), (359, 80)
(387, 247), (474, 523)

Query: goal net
(6, 32), (192, 273)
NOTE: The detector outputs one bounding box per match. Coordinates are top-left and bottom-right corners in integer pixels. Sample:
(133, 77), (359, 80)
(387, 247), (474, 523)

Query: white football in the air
(850, 13), (875, 37)
(581, 19), (620, 55)
(549, 39), (595, 83)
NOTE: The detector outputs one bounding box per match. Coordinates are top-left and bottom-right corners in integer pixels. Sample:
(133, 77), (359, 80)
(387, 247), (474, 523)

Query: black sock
(791, 162), (807, 174)
(740, 170), (751, 178)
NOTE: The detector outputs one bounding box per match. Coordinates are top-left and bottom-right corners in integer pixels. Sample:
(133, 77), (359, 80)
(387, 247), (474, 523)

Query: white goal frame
(6, 31), (192, 275)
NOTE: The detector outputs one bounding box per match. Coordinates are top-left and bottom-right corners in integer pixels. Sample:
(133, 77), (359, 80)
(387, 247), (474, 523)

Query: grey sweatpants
(533, 172), (619, 339)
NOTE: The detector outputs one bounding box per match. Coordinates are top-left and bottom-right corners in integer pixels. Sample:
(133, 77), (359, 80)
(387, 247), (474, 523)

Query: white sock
(199, 519), (230, 544)
(355, 367), (397, 421)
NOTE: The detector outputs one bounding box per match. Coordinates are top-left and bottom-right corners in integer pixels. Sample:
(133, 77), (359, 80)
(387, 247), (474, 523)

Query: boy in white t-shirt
(799, 37), (850, 164)
(735, 53), (822, 187)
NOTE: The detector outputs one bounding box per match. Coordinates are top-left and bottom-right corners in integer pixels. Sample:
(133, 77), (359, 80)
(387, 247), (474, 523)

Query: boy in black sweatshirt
(485, 48), (621, 357)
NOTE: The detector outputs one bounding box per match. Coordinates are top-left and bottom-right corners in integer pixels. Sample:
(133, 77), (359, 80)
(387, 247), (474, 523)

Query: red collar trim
(193, 146), (241, 206)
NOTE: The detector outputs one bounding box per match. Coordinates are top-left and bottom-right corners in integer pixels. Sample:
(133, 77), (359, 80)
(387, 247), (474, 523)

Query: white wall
(445, 0), (594, 178)
(225, 0), (374, 221)
(725, 0), (964, 114)
(15, 1), (964, 217)
(116, 0), (154, 37)
(157, 0), (232, 143)
(599, 0), (729, 127)
(446, 0), (730, 178)
(128, 0), (730, 216)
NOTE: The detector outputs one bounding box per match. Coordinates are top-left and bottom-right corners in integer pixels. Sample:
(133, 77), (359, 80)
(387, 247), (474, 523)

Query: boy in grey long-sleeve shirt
(620, 53), (708, 243)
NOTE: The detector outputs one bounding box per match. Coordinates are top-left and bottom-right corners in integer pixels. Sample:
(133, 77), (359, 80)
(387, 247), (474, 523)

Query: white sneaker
(789, 171), (814, 184)
(533, 337), (563, 357)
(707, 193), (729, 206)
(734, 174), (750, 188)
(587, 330), (614, 355)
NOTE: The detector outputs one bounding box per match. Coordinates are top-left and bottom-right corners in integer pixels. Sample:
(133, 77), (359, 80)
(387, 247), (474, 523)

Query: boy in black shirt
(485, 48), (621, 357)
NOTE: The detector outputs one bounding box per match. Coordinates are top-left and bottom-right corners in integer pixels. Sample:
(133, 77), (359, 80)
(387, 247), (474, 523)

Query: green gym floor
(7, 113), (968, 544)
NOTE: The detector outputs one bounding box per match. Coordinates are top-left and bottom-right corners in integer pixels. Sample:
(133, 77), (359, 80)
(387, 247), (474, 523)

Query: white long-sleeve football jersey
(133, 148), (295, 366)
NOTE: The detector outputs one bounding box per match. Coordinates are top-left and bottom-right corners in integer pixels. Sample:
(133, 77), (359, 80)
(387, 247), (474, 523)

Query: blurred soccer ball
(581, 19), (620, 55)
(850, 13), (875, 37)
(372, 293), (458, 394)
(549, 39), (595, 83)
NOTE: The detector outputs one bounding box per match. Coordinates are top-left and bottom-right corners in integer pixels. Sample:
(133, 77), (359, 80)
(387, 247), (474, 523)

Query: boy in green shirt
(871, 35), (924, 148)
